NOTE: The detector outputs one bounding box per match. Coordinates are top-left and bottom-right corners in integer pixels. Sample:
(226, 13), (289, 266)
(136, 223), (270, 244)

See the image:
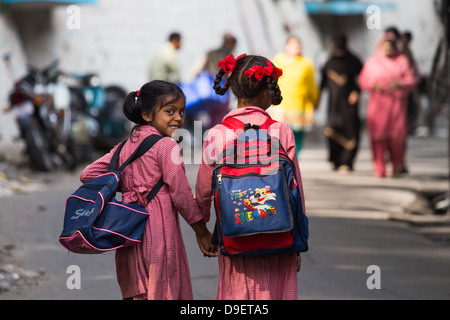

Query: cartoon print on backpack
(234, 186), (277, 224)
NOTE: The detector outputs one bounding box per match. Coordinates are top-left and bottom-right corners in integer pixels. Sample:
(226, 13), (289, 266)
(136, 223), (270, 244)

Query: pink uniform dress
(358, 40), (416, 177)
(195, 106), (306, 300)
(80, 125), (204, 300)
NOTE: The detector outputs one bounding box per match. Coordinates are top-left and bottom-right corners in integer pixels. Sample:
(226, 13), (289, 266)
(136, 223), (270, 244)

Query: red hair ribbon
(244, 61), (283, 85)
(217, 54), (247, 73)
(136, 90), (140, 97)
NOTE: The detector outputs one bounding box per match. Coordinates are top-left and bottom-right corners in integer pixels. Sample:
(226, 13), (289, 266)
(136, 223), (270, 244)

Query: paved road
(0, 133), (449, 300)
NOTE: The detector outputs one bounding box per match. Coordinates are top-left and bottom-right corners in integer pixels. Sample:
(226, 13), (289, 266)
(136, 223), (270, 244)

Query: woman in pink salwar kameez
(80, 81), (215, 300)
(196, 54), (305, 300)
(359, 32), (416, 178)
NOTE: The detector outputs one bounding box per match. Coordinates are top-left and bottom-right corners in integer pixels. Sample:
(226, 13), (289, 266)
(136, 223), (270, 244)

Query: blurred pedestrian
(271, 36), (319, 157)
(358, 32), (416, 178)
(320, 34), (363, 173)
(148, 32), (182, 82)
(185, 33), (237, 132)
(195, 33), (237, 76)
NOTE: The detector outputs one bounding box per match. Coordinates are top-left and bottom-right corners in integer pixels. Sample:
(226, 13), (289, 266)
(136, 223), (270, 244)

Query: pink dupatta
(358, 33), (417, 140)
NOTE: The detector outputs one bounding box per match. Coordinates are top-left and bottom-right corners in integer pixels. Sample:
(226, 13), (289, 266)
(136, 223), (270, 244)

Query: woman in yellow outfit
(272, 37), (319, 156)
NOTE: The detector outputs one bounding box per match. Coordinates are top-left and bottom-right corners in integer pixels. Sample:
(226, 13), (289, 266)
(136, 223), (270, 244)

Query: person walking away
(149, 32), (182, 82)
(319, 35), (363, 173)
(271, 36), (319, 157)
(186, 33), (238, 132)
(358, 32), (416, 178)
(196, 54), (306, 299)
(80, 81), (216, 300)
(195, 33), (237, 76)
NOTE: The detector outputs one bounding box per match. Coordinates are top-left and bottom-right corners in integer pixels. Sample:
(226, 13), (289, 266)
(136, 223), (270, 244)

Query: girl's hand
(190, 220), (218, 257)
(196, 231), (218, 258)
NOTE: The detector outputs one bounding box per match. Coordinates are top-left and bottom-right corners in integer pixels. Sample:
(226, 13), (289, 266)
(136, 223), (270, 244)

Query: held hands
(190, 220), (218, 258)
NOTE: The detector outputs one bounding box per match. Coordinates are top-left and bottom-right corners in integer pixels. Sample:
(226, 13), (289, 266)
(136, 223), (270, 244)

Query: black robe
(320, 52), (363, 170)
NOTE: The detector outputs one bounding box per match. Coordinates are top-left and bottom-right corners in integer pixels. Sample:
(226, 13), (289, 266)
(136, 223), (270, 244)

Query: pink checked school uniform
(195, 106), (306, 300)
(80, 125), (204, 300)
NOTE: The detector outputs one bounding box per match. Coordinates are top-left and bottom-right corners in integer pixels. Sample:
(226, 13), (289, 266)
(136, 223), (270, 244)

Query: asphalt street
(0, 132), (449, 300)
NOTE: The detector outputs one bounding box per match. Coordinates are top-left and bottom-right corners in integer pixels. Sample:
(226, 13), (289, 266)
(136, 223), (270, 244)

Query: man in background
(149, 32), (182, 82)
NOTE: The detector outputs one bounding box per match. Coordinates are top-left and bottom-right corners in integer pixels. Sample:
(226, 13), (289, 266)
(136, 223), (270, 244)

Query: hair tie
(244, 61), (283, 85)
(136, 90), (140, 97)
(217, 53), (247, 74)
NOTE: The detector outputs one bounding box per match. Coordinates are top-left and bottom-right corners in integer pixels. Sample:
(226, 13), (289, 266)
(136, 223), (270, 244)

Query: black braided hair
(213, 55), (283, 106)
(213, 69), (228, 96)
(267, 76), (283, 105)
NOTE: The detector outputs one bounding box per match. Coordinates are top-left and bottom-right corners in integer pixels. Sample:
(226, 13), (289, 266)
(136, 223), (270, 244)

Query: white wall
(51, 0), (250, 91)
(0, 11), (28, 159)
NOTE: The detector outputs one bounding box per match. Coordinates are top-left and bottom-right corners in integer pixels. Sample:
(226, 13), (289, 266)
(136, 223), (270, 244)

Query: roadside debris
(0, 168), (44, 197)
(0, 244), (45, 293)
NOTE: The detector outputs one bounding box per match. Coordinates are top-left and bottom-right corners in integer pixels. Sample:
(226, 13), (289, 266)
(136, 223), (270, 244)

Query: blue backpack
(212, 117), (309, 257)
(59, 135), (163, 254)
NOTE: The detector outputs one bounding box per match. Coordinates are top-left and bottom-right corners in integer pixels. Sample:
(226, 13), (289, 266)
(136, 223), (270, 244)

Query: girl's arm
(157, 138), (204, 224)
(80, 144), (120, 183)
(157, 138), (216, 256)
(278, 123), (307, 217)
(280, 123), (306, 263)
(195, 127), (221, 222)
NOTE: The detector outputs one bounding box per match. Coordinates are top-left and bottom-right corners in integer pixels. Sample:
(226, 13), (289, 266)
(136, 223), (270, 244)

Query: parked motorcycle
(66, 73), (129, 151)
(8, 62), (129, 171)
(8, 61), (76, 171)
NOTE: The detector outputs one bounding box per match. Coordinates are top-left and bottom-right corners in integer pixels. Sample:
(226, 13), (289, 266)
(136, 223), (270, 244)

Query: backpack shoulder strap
(259, 117), (277, 130)
(108, 140), (127, 173)
(107, 134), (165, 204)
(221, 116), (276, 131)
(221, 117), (245, 130)
(108, 134), (164, 173)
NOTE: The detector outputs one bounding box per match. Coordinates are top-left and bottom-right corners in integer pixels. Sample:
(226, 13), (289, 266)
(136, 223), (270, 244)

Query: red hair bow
(244, 61), (283, 84)
(218, 54), (247, 73)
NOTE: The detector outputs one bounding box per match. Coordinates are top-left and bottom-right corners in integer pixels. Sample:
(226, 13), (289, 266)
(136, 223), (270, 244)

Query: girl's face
(142, 95), (185, 137)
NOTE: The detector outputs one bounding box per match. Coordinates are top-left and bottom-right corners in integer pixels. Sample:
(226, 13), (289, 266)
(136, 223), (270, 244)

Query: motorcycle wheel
(19, 116), (54, 172)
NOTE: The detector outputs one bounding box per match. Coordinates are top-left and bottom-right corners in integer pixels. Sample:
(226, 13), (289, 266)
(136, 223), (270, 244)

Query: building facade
(0, 0), (444, 158)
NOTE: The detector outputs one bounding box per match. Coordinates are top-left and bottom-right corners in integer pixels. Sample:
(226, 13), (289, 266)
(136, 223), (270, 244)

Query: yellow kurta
(271, 53), (319, 131)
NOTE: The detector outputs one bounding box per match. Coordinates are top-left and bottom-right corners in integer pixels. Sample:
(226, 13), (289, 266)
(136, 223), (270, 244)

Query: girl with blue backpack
(79, 80), (216, 300)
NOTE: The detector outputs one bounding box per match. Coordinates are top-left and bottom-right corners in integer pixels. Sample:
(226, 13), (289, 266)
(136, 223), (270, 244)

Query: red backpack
(211, 117), (309, 257)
